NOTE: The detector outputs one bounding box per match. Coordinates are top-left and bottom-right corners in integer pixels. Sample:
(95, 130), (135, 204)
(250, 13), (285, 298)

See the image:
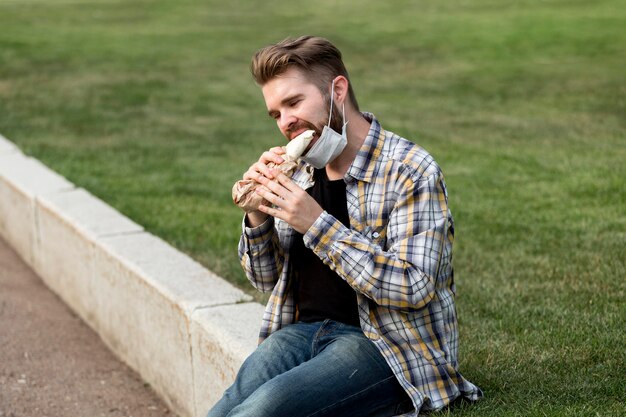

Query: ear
(331, 75), (349, 106)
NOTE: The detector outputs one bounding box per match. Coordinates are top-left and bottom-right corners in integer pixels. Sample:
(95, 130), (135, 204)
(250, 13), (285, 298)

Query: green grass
(0, 0), (624, 415)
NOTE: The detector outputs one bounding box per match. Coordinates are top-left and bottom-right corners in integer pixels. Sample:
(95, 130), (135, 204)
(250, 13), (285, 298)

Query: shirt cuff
(243, 215), (274, 246)
(303, 211), (344, 258)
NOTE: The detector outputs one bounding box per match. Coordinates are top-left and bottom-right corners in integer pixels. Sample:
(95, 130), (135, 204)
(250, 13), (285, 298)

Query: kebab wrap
(232, 130), (315, 212)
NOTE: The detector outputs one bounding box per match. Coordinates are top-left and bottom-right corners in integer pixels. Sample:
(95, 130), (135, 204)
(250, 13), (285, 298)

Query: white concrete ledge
(0, 134), (263, 417)
(191, 302), (265, 416)
(0, 133), (19, 154)
(0, 151), (74, 266)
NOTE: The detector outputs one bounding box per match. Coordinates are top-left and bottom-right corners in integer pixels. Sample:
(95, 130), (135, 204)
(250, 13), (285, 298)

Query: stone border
(0, 133), (263, 417)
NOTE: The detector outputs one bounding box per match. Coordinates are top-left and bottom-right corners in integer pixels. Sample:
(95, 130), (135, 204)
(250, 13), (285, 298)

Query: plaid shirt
(238, 114), (482, 414)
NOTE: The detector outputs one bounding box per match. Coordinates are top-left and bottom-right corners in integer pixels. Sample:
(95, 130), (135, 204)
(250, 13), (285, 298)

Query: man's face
(262, 67), (339, 148)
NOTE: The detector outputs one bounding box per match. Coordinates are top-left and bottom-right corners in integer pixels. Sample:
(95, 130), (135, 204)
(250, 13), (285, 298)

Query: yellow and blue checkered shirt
(239, 114), (482, 414)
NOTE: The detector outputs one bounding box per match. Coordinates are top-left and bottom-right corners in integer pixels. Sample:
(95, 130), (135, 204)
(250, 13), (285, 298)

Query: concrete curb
(0, 133), (263, 417)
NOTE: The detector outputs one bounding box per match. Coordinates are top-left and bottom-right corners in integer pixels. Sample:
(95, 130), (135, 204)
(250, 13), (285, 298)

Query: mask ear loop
(328, 80), (335, 126)
(329, 79), (348, 128)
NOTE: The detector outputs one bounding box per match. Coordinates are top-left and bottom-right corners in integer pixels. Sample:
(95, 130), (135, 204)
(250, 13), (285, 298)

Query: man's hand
(242, 146), (285, 182)
(241, 147), (285, 227)
(255, 169), (323, 234)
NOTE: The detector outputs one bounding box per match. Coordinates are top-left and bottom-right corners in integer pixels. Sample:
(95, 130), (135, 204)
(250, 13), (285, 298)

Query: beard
(328, 101), (344, 133)
(285, 100), (344, 141)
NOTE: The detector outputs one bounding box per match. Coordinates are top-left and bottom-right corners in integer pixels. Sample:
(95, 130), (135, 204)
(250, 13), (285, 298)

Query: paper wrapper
(232, 130), (314, 213)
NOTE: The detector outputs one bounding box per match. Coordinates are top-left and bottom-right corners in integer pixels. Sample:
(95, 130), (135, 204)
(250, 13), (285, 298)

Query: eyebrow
(267, 93), (304, 118)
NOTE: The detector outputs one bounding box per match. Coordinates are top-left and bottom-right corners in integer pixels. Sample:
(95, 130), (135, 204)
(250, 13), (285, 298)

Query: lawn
(0, 0), (624, 415)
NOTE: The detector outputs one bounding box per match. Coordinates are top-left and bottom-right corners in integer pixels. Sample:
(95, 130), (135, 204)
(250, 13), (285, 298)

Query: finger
(257, 177), (289, 201)
(242, 166), (264, 181)
(260, 149), (284, 165)
(255, 184), (282, 207)
(257, 161), (277, 179)
(269, 146), (285, 155)
(272, 170), (300, 192)
(257, 203), (284, 220)
(247, 159), (281, 180)
(242, 167), (260, 181)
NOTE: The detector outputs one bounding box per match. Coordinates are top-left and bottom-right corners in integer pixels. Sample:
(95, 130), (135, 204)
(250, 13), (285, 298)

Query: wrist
(246, 210), (269, 228)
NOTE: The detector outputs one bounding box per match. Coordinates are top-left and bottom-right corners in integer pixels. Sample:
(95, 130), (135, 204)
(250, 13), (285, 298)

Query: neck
(325, 110), (370, 180)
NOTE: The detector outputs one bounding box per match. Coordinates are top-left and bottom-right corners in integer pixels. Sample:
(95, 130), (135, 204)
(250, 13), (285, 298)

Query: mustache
(287, 121), (322, 139)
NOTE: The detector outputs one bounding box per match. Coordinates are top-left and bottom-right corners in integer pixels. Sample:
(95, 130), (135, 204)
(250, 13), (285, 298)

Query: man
(208, 35), (482, 417)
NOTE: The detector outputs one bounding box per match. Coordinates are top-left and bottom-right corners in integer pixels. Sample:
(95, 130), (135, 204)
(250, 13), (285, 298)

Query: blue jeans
(207, 320), (413, 417)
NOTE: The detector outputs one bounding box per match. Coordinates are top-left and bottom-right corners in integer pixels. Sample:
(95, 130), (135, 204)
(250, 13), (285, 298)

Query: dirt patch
(0, 237), (176, 417)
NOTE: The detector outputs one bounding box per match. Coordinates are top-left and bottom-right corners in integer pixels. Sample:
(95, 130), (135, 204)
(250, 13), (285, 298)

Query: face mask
(301, 81), (348, 169)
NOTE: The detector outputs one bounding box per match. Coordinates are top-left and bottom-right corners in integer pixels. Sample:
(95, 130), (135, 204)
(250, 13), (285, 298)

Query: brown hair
(251, 35), (359, 110)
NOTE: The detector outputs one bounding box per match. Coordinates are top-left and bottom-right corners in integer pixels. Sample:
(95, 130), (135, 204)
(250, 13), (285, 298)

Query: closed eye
(267, 94), (304, 120)
(268, 110), (280, 120)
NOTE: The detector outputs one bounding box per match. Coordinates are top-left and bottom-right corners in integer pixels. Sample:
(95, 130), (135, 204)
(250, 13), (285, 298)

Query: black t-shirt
(290, 168), (360, 327)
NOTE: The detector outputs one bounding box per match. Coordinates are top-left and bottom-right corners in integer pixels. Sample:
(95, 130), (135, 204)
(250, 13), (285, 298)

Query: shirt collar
(346, 112), (386, 183)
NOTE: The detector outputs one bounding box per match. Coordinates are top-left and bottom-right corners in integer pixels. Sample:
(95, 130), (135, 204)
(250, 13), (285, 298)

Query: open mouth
(288, 122), (320, 141)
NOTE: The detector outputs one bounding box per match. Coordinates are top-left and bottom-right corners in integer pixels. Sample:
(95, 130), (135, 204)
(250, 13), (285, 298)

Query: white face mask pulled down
(301, 81), (348, 169)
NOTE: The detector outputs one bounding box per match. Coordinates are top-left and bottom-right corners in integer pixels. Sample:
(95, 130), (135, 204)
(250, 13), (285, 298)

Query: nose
(278, 111), (297, 134)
